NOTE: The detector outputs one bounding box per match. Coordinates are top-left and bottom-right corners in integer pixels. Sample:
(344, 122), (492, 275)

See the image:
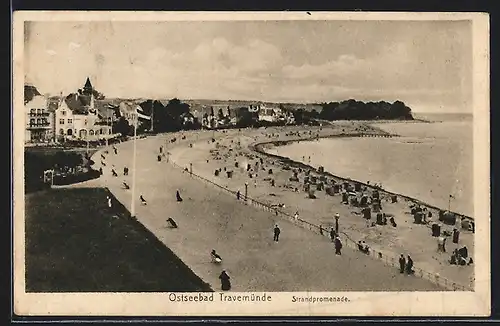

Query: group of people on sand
(399, 254), (415, 275)
(449, 246), (473, 266)
(105, 132), (464, 291)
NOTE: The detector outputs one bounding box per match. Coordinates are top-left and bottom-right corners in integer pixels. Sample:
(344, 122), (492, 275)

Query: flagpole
(106, 116), (110, 147)
(151, 100), (154, 132)
(131, 113), (137, 217)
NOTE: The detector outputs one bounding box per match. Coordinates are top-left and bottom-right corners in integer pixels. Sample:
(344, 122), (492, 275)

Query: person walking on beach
(437, 236), (447, 252)
(330, 227), (336, 242)
(273, 224), (281, 242)
(176, 190), (183, 202)
(334, 236), (343, 255)
(219, 270), (231, 291)
(405, 255), (414, 275)
(452, 228), (460, 244)
(399, 254), (406, 273)
(335, 213), (340, 234)
(236, 190), (241, 200)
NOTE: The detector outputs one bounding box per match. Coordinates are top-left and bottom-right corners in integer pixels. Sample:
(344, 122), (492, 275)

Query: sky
(24, 20), (472, 112)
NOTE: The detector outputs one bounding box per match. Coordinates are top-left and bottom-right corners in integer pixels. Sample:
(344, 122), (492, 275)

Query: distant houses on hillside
(24, 79), (413, 145)
(24, 84), (302, 144)
(190, 103), (295, 129)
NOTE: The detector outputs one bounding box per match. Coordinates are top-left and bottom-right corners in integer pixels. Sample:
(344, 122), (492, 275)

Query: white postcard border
(12, 11), (491, 317)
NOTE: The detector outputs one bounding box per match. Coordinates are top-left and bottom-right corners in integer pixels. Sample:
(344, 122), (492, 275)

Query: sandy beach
(90, 125), (446, 292)
(167, 122), (474, 290)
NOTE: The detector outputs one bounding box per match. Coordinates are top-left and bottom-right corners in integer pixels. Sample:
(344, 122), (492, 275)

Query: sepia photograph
(13, 11), (490, 317)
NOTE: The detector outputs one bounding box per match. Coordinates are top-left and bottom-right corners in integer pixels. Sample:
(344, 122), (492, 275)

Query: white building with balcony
(25, 95), (54, 143)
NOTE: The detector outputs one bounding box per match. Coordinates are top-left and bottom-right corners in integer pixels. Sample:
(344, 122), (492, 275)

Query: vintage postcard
(13, 11), (490, 317)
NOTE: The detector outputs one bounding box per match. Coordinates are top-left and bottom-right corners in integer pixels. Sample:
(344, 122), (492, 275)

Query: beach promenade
(92, 127), (443, 292)
(168, 125), (474, 290)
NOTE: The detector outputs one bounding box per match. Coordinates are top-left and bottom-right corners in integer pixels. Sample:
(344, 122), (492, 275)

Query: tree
(390, 100), (413, 120)
(113, 117), (132, 136)
(319, 99), (414, 121)
(292, 108), (306, 125)
(78, 88), (105, 100)
(24, 85), (41, 104)
(149, 100), (171, 133)
(235, 107), (258, 127)
(163, 98), (191, 131)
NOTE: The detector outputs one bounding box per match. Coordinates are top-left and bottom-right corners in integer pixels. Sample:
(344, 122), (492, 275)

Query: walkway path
(89, 131), (442, 291)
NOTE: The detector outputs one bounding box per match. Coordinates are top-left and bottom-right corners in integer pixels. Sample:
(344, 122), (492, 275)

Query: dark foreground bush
(52, 169), (101, 185)
(25, 188), (212, 292)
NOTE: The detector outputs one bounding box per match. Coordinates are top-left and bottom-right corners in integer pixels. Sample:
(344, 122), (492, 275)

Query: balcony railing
(27, 123), (51, 129)
(29, 112), (50, 117)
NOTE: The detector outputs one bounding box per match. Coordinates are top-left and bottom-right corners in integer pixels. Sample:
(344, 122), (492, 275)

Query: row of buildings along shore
(24, 78), (309, 145)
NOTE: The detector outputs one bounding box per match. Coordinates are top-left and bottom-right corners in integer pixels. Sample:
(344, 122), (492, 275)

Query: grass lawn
(25, 187), (212, 292)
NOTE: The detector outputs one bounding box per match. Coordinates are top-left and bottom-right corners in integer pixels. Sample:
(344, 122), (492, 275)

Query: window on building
(68, 119), (72, 124)
(30, 109), (35, 116)
(59, 129), (64, 135)
(62, 111), (66, 116)
(89, 130), (94, 136)
(59, 119), (65, 125)
(36, 118), (41, 125)
(108, 129), (111, 134)
(29, 118), (35, 125)
(67, 129), (73, 136)
(36, 109), (41, 114)
(100, 129), (103, 134)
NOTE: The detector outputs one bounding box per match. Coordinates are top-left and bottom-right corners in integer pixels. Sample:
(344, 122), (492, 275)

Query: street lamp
(106, 116), (111, 147)
(86, 130), (89, 155)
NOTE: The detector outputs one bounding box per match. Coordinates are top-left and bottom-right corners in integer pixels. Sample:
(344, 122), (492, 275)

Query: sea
(266, 113), (473, 217)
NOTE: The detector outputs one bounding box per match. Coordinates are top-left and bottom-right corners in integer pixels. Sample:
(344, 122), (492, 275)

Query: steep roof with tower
(83, 77), (93, 93)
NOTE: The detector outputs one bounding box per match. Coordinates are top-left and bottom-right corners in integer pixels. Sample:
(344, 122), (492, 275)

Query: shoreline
(85, 130), (445, 292)
(166, 125), (473, 289)
(251, 128), (473, 222)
